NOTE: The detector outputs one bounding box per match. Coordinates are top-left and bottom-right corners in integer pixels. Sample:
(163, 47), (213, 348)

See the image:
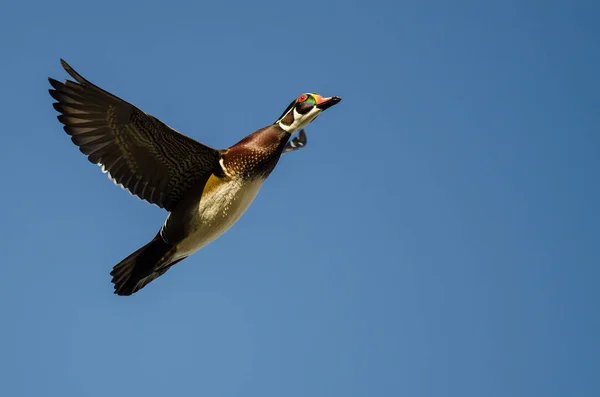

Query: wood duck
(48, 59), (341, 296)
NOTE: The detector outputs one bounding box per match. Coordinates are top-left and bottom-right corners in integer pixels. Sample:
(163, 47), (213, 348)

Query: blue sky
(1, 0), (599, 396)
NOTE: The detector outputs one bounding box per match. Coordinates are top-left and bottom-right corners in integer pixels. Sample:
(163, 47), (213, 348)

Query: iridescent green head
(276, 93), (341, 133)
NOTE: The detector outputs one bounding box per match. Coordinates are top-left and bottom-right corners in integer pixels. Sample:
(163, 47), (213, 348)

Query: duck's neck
(223, 124), (291, 180)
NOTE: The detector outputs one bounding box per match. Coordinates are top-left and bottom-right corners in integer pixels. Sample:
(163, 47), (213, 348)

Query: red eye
(297, 94), (308, 102)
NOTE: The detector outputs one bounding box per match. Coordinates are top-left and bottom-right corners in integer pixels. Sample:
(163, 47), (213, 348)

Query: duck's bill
(316, 96), (342, 111)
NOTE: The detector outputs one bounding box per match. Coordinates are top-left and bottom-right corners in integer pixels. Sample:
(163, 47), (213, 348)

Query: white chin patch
(278, 121), (296, 133)
(279, 108), (320, 133)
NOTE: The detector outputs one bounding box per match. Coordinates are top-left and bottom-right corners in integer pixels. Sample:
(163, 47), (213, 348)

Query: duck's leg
(283, 129), (307, 153)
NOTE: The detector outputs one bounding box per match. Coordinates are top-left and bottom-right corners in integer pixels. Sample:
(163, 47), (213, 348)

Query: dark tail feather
(110, 234), (185, 296)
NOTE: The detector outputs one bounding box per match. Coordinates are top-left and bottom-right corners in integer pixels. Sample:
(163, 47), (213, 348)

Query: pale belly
(173, 177), (264, 258)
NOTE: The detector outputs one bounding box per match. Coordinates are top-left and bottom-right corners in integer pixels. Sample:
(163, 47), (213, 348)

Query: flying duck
(48, 59), (341, 296)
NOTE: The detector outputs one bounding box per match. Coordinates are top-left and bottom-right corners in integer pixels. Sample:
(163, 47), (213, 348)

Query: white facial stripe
(278, 120), (295, 132)
(279, 106), (321, 133)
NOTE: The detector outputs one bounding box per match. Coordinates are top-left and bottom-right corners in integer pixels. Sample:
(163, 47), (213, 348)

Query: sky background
(1, 1), (599, 396)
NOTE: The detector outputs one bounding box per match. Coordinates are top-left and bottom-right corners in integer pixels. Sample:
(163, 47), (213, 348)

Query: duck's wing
(283, 129), (307, 153)
(49, 59), (220, 211)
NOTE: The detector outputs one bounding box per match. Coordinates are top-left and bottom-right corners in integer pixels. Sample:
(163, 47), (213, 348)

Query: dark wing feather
(48, 59), (220, 211)
(283, 129), (307, 153)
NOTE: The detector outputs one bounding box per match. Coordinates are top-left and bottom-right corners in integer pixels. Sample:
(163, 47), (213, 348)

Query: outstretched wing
(48, 59), (220, 211)
(283, 129), (307, 153)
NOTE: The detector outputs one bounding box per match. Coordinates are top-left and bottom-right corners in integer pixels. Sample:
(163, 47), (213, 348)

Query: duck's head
(275, 93), (341, 133)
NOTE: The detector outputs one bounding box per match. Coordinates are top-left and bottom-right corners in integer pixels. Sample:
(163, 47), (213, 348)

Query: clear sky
(1, 1), (598, 396)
